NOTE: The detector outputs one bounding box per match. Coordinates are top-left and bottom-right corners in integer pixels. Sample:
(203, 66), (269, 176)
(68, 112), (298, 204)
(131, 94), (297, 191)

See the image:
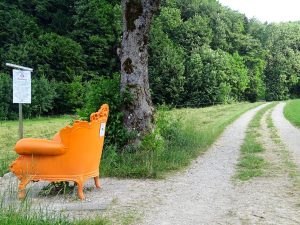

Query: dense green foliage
(1, 0), (300, 146)
(0, 0), (122, 120)
(259, 23), (300, 100)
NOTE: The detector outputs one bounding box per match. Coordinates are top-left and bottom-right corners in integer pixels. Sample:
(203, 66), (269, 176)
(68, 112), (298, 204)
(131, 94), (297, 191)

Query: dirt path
(225, 108), (300, 225)
(141, 103), (300, 225)
(2, 103), (300, 225)
(272, 102), (300, 166)
(141, 104), (268, 225)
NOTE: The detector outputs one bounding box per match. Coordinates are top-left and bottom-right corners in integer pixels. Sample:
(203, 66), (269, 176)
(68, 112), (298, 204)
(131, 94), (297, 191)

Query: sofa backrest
(57, 104), (109, 173)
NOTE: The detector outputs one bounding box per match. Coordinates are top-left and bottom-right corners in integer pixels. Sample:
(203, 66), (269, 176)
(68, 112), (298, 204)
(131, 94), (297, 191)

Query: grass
(237, 103), (276, 181)
(0, 188), (138, 225)
(284, 99), (300, 128)
(101, 102), (262, 178)
(0, 209), (110, 225)
(0, 189), (140, 225)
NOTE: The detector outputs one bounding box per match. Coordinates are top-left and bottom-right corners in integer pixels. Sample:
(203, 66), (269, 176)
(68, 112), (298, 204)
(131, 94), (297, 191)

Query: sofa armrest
(15, 138), (67, 156)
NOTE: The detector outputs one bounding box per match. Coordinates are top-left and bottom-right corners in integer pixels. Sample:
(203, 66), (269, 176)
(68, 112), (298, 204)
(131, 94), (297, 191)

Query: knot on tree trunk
(123, 58), (134, 74)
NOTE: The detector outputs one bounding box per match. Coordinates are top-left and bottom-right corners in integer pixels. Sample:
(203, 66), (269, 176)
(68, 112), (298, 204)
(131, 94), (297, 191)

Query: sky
(218, 0), (300, 23)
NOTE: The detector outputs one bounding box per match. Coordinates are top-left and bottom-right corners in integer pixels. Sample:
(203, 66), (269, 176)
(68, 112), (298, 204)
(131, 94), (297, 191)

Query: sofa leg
(76, 181), (85, 200)
(18, 179), (30, 199)
(94, 176), (101, 188)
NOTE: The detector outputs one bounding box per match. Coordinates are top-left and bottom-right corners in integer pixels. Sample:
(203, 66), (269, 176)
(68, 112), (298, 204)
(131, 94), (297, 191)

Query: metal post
(19, 103), (23, 139)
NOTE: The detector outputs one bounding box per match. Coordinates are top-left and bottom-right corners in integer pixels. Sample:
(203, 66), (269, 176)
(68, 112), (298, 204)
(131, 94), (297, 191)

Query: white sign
(99, 123), (106, 137)
(13, 69), (31, 104)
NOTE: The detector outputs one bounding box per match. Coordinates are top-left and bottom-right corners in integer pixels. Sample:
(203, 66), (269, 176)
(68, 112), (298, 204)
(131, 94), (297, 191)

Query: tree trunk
(119, 0), (160, 136)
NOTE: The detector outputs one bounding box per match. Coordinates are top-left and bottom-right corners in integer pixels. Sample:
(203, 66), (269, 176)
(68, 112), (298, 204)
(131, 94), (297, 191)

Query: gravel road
(272, 102), (300, 165)
(141, 104), (268, 225)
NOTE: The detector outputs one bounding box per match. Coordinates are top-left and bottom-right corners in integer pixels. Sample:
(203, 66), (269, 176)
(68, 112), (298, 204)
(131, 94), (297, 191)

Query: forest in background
(1, 0), (300, 121)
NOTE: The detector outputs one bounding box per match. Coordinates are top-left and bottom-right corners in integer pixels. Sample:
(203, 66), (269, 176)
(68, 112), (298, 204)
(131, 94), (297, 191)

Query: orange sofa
(10, 104), (109, 200)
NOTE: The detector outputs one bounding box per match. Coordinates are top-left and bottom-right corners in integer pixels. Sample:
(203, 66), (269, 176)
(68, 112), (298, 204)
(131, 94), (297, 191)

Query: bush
(24, 76), (57, 118)
(78, 73), (131, 149)
(0, 73), (13, 120)
(100, 106), (182, 178)
(5, 33), (86, 82)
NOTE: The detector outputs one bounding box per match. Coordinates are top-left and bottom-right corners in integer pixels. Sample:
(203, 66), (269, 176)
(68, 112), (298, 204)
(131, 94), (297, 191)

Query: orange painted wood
(15, 139), (66, 156)
(10, 104), (109, 200)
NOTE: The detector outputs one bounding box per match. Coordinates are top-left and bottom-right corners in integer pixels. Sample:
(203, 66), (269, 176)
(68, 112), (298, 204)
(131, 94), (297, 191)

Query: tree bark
(119, 0), (160, 136)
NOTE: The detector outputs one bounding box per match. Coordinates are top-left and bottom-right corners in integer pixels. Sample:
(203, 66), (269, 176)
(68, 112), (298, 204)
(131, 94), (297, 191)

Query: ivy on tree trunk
(119, 0), (160, 137)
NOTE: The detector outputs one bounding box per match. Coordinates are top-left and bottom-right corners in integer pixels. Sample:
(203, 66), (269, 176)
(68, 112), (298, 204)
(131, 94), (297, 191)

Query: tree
(24, 76), (57, 117)
(73, 0), (122, 76)
(263, 23), (300, 100)
(119, 0), (160, 137)
(149, 19), (185, 105)
(0, 73), (13, 120)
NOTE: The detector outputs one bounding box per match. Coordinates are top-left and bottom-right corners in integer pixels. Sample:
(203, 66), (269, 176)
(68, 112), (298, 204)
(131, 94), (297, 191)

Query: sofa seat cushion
(15, 138), (66, 156)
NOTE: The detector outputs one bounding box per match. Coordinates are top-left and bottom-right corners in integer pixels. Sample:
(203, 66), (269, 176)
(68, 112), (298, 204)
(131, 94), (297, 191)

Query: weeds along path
(272, 102), (300, 166)
(0, 104), (267, 224)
